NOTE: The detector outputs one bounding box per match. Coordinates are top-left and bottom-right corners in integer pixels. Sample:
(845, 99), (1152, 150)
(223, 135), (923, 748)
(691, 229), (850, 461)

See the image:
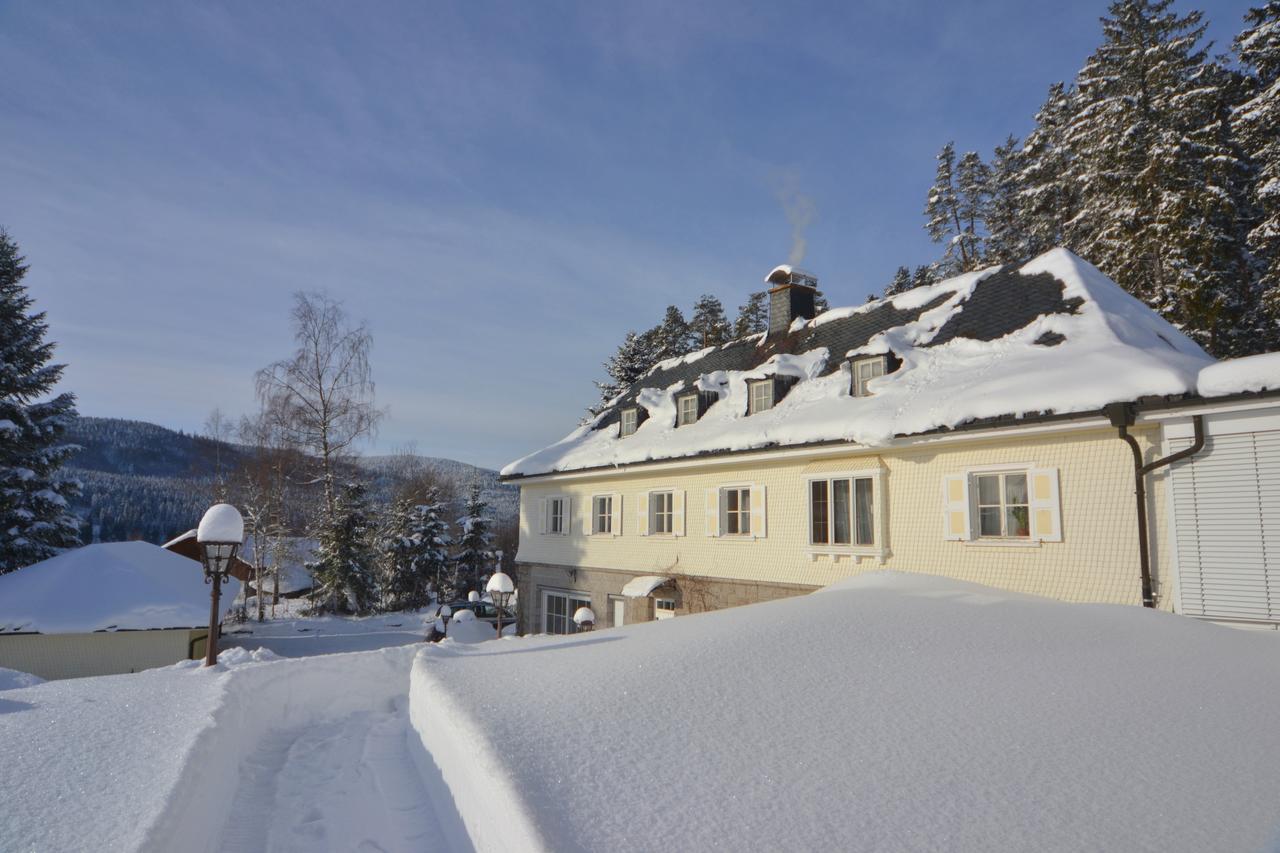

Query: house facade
(503, 250), (1280, 633)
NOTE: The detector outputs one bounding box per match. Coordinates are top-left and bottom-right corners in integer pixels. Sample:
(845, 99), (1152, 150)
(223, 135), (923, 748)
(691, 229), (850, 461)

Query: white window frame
(805, 468), (887, 562)
(676, 393), (699, 427)
(650, 490), (674, 535)
(541, 588), (593, 635)
(943, 463), (1061, 545)
(545, 495), (569, 536)
(747, 379), (774, 415)
(973, 470), (1031, 540)
(639, 487), (684, 537)
(591, 495), (613, 535)
(620, 407), (639, 437)
(721, 486), (752, 536)
(851, 356), (887, 397)
(653, 597), (676, 620)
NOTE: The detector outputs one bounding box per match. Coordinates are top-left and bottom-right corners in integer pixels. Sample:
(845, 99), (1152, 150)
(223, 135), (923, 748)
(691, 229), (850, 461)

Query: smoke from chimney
(777, 176), (816, 266)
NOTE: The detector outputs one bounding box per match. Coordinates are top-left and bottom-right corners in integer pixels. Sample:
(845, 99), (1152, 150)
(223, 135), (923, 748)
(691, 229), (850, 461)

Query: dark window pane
(832, 479), (851, 544)
(977, 474), (1000, 506)
(979, 506), (1002, 537)
(1005, 473), (1028, 505)
(855, 478), (874, 545)
(810, 481), (829, 544)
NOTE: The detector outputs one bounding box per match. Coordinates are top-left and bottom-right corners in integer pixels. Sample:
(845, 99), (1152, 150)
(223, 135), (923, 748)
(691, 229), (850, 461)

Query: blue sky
(1, 0), (1253, 469)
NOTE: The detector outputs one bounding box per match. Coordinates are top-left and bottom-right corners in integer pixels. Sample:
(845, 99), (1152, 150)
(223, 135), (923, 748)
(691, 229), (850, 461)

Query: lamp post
(573, 606), (596, 633)
(486, 571), (515, 638)
(197, 503), (245, 667)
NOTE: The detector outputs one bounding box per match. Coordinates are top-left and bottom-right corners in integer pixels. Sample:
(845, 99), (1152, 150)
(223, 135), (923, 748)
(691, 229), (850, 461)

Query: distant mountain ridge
(64, 417), (517, 545)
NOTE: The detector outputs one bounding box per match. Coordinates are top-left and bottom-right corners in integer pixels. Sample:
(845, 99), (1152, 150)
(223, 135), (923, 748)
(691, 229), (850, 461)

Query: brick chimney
(765, 265), (818, 337)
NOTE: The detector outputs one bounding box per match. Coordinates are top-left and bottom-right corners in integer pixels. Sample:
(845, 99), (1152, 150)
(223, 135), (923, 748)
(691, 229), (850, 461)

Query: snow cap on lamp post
(486, 571), (514, 597)
(468, 590), (480, 603)
(197, 503), (244, 578)
(573, 606), (596, 631)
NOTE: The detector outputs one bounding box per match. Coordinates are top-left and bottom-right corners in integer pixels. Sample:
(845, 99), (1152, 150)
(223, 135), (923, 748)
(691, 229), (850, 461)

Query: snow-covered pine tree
(955, 150), (991, 268)
(451, 483), (494, 597)
(591, 328), (661, 415)
(0, 230), (81, 575)
(734, 292), (769, 337)
(654, 305), (695, 361)
(379, 491), (450, 610)
(307, 481), (377, 614)
(813, 290), (830, 314)
(912, 265), (939, 289)
(1019, 83), (1079, 256)
(883, 266), (913, 297)
(1235, 1), (1280, 341)
(689, 295), (730, 348)
(924, 142), (984, 274)
(1065, 0), (1250, 353)
(985, 135), (1034, 264)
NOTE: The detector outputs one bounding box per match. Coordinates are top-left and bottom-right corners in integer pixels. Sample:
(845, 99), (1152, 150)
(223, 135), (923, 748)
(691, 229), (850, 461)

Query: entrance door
(610, 596), (625, 628)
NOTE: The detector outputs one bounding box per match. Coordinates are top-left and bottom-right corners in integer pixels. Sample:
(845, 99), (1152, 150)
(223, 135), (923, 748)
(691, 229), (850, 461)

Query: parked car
(435, 600), (515, 626)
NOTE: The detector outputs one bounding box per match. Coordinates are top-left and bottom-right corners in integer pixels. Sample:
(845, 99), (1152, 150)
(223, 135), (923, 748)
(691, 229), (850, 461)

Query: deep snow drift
(411, 573), (1280, 852)
(503, 249), (1214, 477)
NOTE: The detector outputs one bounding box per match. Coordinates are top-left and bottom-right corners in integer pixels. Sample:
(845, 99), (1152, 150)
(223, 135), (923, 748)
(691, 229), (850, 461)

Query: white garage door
(1168, 429), (1280, 623)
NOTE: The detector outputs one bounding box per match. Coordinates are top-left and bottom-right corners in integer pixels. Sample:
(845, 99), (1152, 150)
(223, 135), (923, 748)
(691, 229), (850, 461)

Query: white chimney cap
(765, 265), (817, 287)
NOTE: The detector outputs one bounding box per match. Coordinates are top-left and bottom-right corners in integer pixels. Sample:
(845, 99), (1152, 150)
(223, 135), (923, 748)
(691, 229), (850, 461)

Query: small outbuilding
(0, 541), (238, 680)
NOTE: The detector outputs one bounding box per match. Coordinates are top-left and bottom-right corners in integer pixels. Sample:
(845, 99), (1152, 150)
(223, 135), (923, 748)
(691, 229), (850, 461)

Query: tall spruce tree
(1019, 83), (1079, 255)
(0, 230), (81, 574)
(1235, 1), (1280, 339)
(912, 265), (940, 289)
(378, 494), (450, 611)
(451, 483), (494, 597)
(689, 295), (730, 347)
(985, 135), (1034, 264)
(924, 142), (987, 273)
(653, 305), (695, 360)
(955, 150), (992, 267)
(307, 481), (377, 614)
(734, 291), (769, 337)
(884, 266), (913, 297)
(593, 328), (661, 414)
(1064, 0), (1248, 353)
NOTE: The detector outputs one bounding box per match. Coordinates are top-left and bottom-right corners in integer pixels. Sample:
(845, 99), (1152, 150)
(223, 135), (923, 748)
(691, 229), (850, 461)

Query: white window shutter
(638, 492), (650, 537)
(563, 498), (572, 536)
(750, 484), (767, 539)
(1029, 468), (1062, 542)
(942, 475), (971, 541)
(705, 488), (720, 537)
(538, 498), (548, 535)
(611, 493), (623, 537)
(673, 490), (686, 537)
(583, 498), (593, 536)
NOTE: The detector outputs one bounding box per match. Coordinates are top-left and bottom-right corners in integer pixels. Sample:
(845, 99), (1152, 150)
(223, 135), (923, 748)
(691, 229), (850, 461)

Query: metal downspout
(1106, 404), (1206, 608)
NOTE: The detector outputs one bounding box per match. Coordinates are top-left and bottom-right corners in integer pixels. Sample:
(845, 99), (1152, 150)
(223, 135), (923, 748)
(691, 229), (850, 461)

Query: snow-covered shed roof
(620, 575), (673, 598)
(504, 249), (1221, 478)
(0, 541), (237, 634)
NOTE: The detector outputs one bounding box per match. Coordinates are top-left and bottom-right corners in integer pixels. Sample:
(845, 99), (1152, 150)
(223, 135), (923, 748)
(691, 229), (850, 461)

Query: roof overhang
(621, 576), (673, 598)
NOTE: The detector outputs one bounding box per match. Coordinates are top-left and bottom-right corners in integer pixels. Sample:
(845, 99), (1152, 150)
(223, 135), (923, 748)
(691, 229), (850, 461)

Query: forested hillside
(65, 417), (517, 545)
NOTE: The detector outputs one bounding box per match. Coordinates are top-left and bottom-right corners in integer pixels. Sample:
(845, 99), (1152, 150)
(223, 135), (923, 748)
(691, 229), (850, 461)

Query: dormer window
(851, 356), (887, 397)
(676, 393), (699, 427)
(620, 407), (639, 437)
(747, 379), (775, 414)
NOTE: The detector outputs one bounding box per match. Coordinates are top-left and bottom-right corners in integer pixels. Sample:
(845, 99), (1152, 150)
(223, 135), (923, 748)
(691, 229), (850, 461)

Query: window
(650, 491), (674, 534)
(677, 394), (699, 427)
(974, 472), (1030, 538)
(810, 476), (874, 545)
(748, 380), (774, 414)
(592, 495), (613, 534)
(620, 408), (639, 437)
(852, 356), (887, 397)
(547, 497), (567, 535)
(720, 486), (752, 536)
(543, 590), (592, 634)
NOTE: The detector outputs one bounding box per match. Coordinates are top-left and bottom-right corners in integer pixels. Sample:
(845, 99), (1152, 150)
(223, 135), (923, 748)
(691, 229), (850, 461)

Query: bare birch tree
(255, 292), (381, 526)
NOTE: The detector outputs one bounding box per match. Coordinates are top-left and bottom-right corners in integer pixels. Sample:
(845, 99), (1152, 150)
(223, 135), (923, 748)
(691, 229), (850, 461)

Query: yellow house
(502, 250), (1280, 633)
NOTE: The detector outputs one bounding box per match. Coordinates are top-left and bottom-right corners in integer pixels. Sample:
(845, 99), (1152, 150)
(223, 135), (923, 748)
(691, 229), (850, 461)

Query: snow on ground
(221, 608), (433, 658)
(503, 249), (1213, 477)
(410, 573), (1280, 852)
(0, 643), (471, 853)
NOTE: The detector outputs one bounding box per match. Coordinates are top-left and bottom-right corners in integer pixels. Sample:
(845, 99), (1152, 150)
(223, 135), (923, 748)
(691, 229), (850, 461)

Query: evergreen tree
(1019, 83), (1079, 255)
(813, 290), (830, 315)
(451, 483), (494, 597)
(592, 328), (662, 415)
(924, 142), (984, 273)
(955, 150), (991, 267)
(379, 492), (450, 610)
(883, 266), (913, 297)
(0, 230), (81, 574)
(1064, 0), (1250, 353)
(653, 305), (695, 360)
(912, 265), (939, 289)
(688, 295), (731, 348)
(733, 291), (769, 337)
(1235, 1), (1280, 340)
(985, 135), (1034, 264)
(307, 481), (377, 614)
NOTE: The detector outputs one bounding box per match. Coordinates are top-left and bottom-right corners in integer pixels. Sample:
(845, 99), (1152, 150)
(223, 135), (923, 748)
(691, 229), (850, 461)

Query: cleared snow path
(218, 697), (442, 853)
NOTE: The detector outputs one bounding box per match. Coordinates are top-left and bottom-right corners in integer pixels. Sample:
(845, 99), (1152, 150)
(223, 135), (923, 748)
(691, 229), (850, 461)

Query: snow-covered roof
(1197, 351), (1280, 397)
(240, 536), (316, 594)
(620, 575), (672, 597)
(0, 541), (238, 633)
(504, 249), (1217, 478)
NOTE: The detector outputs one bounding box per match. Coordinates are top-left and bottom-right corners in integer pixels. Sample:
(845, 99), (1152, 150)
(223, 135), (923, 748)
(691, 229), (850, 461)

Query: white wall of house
(515, 422), (1171, 609)
(0, 629), (206, 680)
